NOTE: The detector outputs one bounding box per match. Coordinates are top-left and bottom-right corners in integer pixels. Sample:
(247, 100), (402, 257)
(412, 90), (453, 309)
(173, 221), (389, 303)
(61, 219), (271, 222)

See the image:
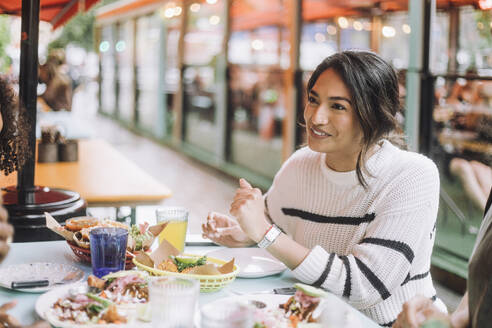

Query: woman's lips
(309, 126), (332, 139)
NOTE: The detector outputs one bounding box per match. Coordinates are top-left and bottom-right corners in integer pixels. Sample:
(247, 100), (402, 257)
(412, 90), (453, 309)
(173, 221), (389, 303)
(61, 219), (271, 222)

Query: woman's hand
(229, 179), (270, 243)
(0, 205), (12, 263)
(393, 295), (450, 328)
(0, 301), (50, 328)
(201, 212), (254, 247)
(0, 301), (21, 328)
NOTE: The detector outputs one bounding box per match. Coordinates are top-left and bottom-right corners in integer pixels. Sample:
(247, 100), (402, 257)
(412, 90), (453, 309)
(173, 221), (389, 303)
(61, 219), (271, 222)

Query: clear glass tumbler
(200, 300), (254, 328)
(90, 227), (128, 278)
(156, 207), (189, 252)
(149, 277), (199, 328)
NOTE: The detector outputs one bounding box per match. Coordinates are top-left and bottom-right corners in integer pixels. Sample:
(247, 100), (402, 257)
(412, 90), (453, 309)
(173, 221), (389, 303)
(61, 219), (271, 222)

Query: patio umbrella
(0, 0), (100, 29)
(0, 0), (100, 241)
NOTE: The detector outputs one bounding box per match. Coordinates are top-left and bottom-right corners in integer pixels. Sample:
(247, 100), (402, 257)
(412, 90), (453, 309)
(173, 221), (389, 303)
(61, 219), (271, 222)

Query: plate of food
(199, 283), (335, 328)
(0, 262), (84, 293)
(133, 239), (238, 292)
(206, 247), (286, 278)
(36, 270), (152, 327)
(45, 213), (165, 269)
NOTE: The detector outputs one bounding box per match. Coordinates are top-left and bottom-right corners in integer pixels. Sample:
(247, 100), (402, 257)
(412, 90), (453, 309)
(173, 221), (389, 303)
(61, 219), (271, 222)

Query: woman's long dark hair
(307, 50), (405, 188)
(0, 76), (29, 176)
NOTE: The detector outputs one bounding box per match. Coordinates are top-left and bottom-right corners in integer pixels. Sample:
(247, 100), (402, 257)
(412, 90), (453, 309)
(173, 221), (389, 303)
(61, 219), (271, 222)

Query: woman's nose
(311, 103), (329, 125)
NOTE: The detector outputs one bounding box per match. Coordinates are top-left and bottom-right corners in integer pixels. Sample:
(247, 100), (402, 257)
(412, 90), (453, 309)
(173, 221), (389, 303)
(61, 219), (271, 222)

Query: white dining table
(0, 241), (381, 327)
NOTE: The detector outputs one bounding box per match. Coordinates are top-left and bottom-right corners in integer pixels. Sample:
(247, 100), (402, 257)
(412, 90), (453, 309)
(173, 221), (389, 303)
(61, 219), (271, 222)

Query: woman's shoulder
(377, 141), (439, 181)
(272, 147), (319, 181)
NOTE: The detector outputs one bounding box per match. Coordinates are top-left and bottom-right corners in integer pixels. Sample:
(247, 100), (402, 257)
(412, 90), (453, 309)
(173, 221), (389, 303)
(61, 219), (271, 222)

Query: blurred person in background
(393, 188), (492, 328)
(203, 51), (443, 326)
(447, 67), (484, 106)
(38, 50), (72, 112)
(0, 76), (49, 328)
(449, 158), (491, 212)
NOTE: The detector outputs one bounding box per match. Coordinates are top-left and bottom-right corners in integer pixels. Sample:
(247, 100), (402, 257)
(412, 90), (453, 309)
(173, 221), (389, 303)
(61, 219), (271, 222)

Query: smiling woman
(203, 51), (443, 326)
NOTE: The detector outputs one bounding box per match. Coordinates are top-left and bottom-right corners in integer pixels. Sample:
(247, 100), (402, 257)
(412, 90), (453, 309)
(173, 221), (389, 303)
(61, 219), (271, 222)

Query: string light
(363, 21), (372, 31)
(190, 3), (200, 12)
(402, 24), (411, 34)
(115, 40), (126, 52)
(164, 8), (174, 18)
(99, 41), (110, 52)
(353, 21), (363, 31)
(382, 26), (396, 38)
(206, 0), (217, 4)
(326, 25), (337, 35)
(209, 15), (220, 25)
(251, 39), (264, 50)
(338, 17), (349, 29)
(314, 33), (326, 42)
(478, 0), (492, 10)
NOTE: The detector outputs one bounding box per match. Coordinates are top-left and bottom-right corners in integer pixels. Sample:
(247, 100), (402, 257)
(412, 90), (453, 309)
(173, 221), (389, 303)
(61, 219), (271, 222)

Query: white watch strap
(258, 224), (281, 249)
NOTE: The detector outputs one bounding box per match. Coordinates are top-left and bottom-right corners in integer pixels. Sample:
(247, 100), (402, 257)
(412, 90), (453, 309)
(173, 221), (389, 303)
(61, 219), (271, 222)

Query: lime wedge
(294, 283), (328, 298)
(136, 303), (151, 322)
(174, 255), (202, 264)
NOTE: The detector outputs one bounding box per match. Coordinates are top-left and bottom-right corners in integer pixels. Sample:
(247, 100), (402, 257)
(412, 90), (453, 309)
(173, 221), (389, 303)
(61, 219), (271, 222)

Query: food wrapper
(136, 238), (235, 275)
(45, 212), (75, 242)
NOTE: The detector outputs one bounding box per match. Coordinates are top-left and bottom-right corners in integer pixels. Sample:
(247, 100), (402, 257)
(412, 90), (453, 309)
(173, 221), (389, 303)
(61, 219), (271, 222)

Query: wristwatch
(257, 224), (282, 249)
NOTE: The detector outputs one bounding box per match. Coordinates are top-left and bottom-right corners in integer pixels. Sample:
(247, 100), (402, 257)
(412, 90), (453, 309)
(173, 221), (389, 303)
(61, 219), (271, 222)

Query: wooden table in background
(1, 139), (172, 222)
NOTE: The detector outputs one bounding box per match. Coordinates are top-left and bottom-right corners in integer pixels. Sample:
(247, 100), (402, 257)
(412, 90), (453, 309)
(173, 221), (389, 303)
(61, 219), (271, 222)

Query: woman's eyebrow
(328, 96), (352, 105)
(308, 90), (320, 98)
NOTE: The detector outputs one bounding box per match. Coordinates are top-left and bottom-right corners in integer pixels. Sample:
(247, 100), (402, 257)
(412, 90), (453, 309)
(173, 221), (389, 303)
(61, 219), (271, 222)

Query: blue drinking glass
(90, 227), (128, 278)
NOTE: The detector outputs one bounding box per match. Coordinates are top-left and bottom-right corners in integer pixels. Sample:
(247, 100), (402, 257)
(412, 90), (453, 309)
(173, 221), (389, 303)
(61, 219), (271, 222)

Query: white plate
(36, 282), (153, 328)
(0, 262), (84, 293)
(197, 294), (290, 327)
(206, 248), (286, 278)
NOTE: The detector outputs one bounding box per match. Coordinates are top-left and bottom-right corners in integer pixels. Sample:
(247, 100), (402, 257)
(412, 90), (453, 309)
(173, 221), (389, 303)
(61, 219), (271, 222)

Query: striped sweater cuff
(293, 245), (342, 289)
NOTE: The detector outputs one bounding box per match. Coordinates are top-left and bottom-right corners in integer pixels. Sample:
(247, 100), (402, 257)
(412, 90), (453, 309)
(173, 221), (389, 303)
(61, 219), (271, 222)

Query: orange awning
(94, 0), (485, 31)
(0, 0), (100, 29)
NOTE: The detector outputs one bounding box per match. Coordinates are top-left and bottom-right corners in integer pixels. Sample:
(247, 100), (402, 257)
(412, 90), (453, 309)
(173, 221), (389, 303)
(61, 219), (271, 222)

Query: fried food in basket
(73, 220), (129, 249)
(65, 216), (100, 232)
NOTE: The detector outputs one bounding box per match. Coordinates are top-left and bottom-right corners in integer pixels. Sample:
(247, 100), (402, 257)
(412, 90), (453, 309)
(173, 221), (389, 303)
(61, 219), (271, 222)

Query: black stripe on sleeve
(281, 208), (375, 225)
(313, 253), (335, 287)
(354, 257), (391, 300)
(380, 319), (396, 327)
(401, 270), (430, 286)
(340, 256), (351, 298)
(361, 237), (415, 263)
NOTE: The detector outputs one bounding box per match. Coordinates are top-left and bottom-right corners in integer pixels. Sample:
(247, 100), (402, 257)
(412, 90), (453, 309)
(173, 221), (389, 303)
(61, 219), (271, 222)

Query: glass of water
(149, 277), (199, 328)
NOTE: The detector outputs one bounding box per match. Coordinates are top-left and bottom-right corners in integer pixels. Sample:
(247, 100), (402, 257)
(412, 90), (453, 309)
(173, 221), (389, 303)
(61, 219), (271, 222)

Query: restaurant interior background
(0, 0), (491, 289)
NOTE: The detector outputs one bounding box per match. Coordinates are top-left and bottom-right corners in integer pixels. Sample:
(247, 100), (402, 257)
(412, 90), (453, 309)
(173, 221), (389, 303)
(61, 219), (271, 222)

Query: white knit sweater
(265, 140), (444, 326)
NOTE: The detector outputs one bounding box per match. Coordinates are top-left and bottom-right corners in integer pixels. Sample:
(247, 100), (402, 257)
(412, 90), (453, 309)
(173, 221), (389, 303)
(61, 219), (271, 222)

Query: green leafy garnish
(86, 293), (113, 308)
(87, 303), (104, 315)
(254, 323), (266, 328)
(170, 255), (207, 272)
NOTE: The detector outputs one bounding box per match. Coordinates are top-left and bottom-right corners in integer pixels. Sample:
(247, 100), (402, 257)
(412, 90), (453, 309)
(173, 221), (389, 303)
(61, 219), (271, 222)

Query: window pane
(183, 0), (224, 154)
(136, 14), (161, 134)
(339, 17), (371, 50)
(458, 6), (491, 72)
(380, 13), (410, 69)
(227, 0), (287, 178)
(117, 21), (135, 123)
(300, 21), (337, 71)
(100, 25), (116, 115)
